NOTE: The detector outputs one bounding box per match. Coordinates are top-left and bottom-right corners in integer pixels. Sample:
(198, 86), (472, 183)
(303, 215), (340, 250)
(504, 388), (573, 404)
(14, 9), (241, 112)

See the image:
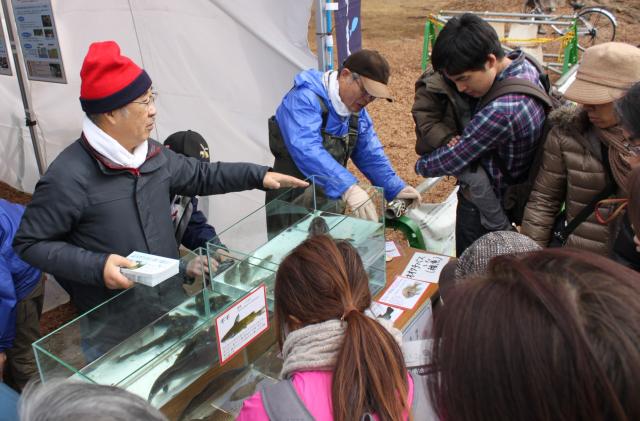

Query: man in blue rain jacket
(266, 50), (420, 232)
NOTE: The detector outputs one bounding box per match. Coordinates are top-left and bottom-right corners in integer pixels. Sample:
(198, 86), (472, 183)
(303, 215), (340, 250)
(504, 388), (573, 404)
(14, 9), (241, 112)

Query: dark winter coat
(411, 68), (473, 156)
(14, 137), (267, 312)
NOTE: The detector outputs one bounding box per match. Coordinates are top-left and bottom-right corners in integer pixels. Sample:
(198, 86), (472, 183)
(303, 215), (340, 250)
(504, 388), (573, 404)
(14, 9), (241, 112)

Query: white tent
(0, 0), (316, 233)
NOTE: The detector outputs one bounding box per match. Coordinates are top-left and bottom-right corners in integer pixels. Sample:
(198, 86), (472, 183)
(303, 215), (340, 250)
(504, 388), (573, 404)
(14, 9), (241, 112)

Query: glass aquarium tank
(32, 179), (386, 420)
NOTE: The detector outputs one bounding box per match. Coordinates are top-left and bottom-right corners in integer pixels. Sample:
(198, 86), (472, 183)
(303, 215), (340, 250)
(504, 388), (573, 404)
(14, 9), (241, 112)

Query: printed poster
(378, 276), (429, 310)
(335, 0), (362, 65)
(400, 252), (449, 284)
(215, 285), (269, 365)
(366, 300), (404, 323)
(12, 0), (66, 83)
(0, 27), (11, 75)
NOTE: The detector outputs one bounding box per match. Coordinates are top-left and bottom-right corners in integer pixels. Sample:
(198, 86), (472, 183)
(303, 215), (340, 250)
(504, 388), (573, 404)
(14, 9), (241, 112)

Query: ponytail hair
(275, 235), (410, 421)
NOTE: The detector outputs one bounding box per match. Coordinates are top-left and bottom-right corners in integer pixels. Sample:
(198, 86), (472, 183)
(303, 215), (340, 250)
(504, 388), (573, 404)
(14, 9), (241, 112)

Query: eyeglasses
(624, 141), (640, 157)
(595, 198), (628, 225)
(131, 91), (158, 107)
(351, 73), (375, 103)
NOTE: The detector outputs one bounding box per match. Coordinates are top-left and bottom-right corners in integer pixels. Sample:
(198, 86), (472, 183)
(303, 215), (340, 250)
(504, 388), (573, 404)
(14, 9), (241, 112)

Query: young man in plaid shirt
(415, 14), (546, 255)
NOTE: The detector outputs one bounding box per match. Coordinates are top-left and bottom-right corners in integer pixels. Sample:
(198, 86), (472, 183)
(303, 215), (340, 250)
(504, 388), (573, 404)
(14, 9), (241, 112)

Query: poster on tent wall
(11, 0), (66, 83)
(335, 0), (361, 65)
(0, 27), (11, 75)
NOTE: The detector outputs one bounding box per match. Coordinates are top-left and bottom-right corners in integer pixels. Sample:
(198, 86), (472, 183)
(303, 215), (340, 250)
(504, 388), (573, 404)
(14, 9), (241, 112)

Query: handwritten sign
(378, 276), (429, 310)
(400, 252), (449, 284)
(215, 285), (269, 365)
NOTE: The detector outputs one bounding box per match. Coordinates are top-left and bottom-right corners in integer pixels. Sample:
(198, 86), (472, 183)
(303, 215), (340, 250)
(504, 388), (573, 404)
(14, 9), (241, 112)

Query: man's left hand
(186, 255), (215, 279)
(395, 185), (422, 209)
(263, 172), (309, 190)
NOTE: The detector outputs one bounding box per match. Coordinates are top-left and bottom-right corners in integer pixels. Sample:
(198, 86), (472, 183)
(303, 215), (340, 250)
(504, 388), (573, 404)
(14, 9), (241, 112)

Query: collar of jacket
(549, 104), (605, 159)
(80, 134), (166, 176)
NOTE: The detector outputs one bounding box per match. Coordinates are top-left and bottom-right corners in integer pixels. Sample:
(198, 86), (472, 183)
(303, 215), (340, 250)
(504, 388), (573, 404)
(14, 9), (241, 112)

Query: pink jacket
(237, 370), (415, 421)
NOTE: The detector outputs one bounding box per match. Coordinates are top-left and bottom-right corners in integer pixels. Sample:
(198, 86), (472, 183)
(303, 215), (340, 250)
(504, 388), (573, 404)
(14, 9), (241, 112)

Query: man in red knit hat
(13, 41), (307, 314)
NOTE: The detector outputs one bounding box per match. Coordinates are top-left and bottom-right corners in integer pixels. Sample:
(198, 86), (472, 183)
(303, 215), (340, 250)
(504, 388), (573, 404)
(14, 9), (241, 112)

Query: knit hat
(79, 41), (152, 113)
(455, 231), (542, 278)
(563, 42), (640, 105)
(343, 49), (393, 102)
(164, 130), (210, 162)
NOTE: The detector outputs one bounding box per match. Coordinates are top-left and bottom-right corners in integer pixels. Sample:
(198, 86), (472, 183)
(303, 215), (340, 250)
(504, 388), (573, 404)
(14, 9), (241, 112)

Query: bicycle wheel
(555, 8), (617, 51)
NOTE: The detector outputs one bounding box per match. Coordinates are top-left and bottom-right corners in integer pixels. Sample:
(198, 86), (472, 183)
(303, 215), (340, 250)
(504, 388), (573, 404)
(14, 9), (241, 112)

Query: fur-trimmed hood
(548, 103), (591, 134)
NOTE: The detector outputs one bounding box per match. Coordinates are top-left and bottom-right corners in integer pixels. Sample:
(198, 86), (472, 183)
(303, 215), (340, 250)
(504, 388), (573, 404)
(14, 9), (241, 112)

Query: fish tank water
(32, 178), (386, 420)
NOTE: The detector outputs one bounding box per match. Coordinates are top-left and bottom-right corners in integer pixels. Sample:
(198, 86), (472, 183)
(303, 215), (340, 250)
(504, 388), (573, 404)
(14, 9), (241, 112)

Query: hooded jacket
(521, 105), (614, 254)
(411, 68), (473, 156)
(274, 69), (405, 200)
(0, 199), (41, 352)
(14, 137), (268, 312)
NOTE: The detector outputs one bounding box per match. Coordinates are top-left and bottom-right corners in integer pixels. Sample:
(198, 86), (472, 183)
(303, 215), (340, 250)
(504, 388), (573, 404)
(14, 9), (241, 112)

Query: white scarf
(82, 115), (149, 168)
(280, 318), (403, 379)
(322, 70), (351, 117)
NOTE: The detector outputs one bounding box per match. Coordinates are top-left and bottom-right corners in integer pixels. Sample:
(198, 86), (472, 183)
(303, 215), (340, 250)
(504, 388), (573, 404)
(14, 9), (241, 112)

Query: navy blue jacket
(14, 137), (267, 312)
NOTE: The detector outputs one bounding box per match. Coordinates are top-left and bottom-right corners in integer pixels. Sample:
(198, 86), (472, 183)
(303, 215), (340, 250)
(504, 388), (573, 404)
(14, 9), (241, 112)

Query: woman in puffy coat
(521, 42), (640, 255)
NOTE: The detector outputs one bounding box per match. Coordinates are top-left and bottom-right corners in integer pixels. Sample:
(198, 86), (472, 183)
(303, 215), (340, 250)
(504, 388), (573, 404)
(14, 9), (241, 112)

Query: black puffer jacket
(14, 137), (268, 311)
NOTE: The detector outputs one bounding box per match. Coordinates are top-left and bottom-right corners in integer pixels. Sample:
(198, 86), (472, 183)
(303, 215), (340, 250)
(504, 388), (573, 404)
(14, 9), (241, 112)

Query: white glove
(342, 185), (378, 221)
(395, 185), (421, 209)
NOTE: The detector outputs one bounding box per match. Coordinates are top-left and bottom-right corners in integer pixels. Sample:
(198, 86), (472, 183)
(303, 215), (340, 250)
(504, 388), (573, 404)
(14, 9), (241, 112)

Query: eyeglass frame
(623, 141), (640, 157)
(131, 90), (158, 107)
(350, 73), (376, 103)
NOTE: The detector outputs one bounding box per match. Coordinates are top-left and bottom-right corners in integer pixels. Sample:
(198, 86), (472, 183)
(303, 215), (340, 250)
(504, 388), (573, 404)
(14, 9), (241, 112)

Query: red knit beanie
(79, 40), (152, 114)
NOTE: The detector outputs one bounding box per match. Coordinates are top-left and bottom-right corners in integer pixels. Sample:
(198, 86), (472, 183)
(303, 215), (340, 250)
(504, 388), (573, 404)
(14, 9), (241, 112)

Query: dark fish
(148, 328), (218, 402)
(178, 368), (246, 421)
(229, 377), (263, 401)
(377, 306), (394, 320)
(117, 314), (198, 361)
(307, 216), (330, 237)
(221, 308), (266, 342)
(186, 293), (232, 316)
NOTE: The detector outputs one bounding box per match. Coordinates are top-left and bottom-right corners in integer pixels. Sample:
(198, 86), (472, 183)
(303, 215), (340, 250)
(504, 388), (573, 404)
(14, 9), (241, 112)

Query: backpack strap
(261, 379), (315, 421)
(316, 93), (330, 130)
(478, 78), (554, 111)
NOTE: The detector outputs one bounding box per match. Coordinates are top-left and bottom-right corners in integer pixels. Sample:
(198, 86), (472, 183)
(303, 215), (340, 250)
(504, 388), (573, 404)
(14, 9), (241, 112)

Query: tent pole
(314, 0), (327, 71)
(1, 0), (46, 175)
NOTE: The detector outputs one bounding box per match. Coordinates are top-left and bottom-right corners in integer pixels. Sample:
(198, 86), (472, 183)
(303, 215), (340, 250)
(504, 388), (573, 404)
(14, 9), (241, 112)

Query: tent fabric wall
(0, 0), (315, 232)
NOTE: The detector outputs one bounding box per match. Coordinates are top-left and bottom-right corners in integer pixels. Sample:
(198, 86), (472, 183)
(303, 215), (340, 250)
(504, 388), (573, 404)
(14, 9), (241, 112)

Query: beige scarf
(280, 318), (402, 379)
(594, 125), (632, 195)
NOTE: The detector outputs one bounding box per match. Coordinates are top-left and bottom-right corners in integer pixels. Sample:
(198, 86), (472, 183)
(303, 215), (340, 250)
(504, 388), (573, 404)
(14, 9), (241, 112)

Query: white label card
(365, 301), (404, 323)
(378, 276), (429, 310)
(385, 241), (401, 259)
(215, 285), (269, 365)
(400, 252), (449, 283)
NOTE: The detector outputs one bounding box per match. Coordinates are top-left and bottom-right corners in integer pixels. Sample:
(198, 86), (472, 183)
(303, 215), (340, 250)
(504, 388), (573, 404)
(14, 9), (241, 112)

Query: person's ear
(485, 54), (497, 70)
(103, 110), (119, 126)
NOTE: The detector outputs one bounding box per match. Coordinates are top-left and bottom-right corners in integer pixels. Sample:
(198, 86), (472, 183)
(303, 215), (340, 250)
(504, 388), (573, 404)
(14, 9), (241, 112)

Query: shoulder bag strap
(554, 144), (616, 244)
(261, 379), (315, 421)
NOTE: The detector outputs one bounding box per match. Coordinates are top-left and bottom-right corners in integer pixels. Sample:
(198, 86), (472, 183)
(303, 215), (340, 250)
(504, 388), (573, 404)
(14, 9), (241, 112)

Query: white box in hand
(119, 251), (179, 287)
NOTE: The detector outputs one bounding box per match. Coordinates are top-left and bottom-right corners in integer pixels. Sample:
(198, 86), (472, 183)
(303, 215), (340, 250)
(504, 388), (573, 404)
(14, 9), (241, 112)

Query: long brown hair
(429, 248), (640, 421)
(275, 235), (410, 421)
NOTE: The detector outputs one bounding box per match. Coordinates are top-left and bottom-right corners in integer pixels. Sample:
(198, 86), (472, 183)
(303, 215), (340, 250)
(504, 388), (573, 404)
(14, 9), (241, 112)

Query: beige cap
(564, 42), (640, 105)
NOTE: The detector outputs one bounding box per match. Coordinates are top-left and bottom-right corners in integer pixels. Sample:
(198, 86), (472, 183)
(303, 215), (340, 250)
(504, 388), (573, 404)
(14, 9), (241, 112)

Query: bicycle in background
(523, 0), (617, 50)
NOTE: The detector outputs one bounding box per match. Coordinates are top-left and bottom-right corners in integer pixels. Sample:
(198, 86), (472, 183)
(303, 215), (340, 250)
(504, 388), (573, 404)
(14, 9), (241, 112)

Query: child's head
(432, 13), (505, 98)
(430, 248), (640, 421)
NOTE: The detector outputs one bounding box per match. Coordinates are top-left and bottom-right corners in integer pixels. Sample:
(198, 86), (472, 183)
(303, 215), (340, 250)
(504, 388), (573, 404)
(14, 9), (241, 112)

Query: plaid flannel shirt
(415, 51), (546, 195)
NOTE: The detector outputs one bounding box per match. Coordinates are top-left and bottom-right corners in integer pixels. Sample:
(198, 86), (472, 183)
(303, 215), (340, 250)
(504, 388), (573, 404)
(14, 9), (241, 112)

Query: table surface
(380, 242), (440, 330)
